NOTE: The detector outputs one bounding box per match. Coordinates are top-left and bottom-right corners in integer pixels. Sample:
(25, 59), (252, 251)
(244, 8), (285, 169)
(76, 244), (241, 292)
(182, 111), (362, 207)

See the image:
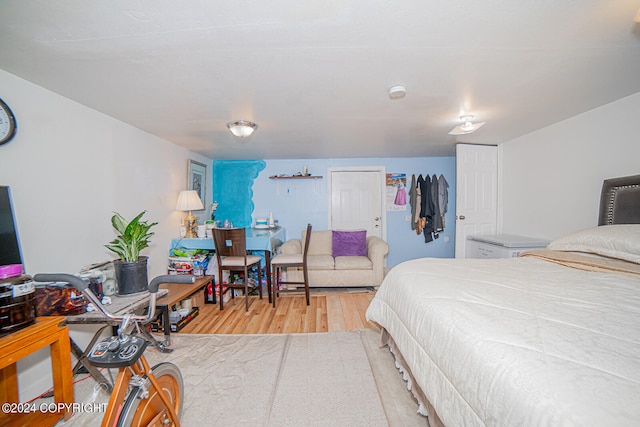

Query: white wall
(501, 91), (640, 241)
(0, 69), (212, 400)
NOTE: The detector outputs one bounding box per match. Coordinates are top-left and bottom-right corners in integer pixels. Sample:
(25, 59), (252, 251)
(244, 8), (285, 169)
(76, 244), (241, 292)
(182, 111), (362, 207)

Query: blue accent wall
(249, 157), (456, 267)
(212, 160), (266, 228)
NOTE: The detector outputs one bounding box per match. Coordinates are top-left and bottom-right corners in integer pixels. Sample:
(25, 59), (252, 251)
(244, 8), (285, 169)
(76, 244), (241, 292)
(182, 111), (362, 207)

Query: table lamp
(176, 190), (204, 238)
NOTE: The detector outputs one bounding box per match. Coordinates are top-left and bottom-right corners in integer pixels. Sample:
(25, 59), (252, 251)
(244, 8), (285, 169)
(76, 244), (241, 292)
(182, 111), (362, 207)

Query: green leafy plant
(105, 211), (158, 262)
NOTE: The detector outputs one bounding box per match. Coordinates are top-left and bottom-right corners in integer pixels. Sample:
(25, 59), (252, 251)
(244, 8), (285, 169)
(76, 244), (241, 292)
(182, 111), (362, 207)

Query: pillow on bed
(332, 230), (367, 257)
(547, 224), (640, 264)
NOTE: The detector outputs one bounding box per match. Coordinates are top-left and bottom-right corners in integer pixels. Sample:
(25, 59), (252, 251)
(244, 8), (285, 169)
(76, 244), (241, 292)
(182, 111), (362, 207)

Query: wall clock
(0, 98), (17, 146)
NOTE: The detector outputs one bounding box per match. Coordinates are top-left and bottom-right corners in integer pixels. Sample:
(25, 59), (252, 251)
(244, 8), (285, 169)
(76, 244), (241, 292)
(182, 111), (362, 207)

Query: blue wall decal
(212, 160), (266, 228)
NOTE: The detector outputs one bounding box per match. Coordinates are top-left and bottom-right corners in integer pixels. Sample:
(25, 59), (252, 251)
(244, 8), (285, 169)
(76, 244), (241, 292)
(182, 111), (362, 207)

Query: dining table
(170, 226), (286, 302)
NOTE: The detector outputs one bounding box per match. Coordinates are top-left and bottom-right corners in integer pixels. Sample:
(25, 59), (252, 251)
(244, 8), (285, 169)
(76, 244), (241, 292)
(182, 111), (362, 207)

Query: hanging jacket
(432, 174), (442, 234)
(415, 175), (424, 234)
(438, 174), (449, 229)
(420, 175), (435, 242)
(409, 174), (417, 231)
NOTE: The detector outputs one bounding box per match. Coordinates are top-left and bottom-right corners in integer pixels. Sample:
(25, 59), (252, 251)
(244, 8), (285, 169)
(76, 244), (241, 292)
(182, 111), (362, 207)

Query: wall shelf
(269, 175), (323, 195)
(269, 175), (323, 180)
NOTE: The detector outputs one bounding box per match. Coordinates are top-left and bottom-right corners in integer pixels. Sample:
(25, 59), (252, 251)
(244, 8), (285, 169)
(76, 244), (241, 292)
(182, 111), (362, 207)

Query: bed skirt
(379, 328), (445, 427)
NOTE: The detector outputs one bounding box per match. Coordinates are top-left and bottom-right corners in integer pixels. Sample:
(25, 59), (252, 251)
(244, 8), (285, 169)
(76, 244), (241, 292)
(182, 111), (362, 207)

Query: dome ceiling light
(227, 120), (258, 138)
(448, 114), (486, 135)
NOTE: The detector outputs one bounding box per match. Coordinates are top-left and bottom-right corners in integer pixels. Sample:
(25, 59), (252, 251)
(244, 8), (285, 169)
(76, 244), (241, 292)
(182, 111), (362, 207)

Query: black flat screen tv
(0, 186), (24, 271)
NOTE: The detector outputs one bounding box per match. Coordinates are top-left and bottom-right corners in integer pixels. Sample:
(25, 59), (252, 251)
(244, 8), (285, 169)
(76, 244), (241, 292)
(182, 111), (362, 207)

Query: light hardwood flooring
(179, 290), (379, 334)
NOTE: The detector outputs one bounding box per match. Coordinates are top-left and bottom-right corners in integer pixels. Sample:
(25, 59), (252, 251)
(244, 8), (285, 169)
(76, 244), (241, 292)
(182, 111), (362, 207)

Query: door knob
(374, 217), (380, 221)
(458, 215), (466, 220)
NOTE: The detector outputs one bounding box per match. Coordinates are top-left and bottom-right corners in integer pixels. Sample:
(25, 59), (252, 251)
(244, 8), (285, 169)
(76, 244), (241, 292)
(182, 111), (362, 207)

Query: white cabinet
(466, 234), (549, 259)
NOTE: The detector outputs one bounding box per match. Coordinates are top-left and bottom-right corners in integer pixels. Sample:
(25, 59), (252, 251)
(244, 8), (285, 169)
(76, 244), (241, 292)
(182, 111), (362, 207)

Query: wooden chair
(271, 224), (312, 308)
(212, 228), (263, 311)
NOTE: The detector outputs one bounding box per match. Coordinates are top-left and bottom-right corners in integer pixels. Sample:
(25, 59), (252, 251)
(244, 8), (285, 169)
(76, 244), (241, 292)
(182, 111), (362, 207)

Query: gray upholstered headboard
(598, 174), (640, 225)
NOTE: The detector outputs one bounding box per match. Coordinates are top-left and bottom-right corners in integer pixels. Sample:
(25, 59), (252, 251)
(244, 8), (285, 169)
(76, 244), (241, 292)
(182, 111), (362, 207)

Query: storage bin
(0, 275), (36, 336)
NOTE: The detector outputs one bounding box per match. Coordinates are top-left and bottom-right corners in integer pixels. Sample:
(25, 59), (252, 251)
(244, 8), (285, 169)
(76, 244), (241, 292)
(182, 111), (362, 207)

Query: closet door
(455, 144), (498, 258)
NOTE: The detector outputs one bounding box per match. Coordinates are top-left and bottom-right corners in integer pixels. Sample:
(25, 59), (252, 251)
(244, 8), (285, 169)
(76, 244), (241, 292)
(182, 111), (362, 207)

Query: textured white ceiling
(1, 0), (639, 159)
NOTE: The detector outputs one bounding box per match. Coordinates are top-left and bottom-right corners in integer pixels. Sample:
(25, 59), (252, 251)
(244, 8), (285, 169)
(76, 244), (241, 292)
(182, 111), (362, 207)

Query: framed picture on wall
(188, 160), (207, 202)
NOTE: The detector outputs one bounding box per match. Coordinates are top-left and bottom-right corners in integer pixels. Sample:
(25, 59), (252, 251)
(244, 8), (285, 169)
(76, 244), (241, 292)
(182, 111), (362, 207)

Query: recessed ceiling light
(388, 85), (406, 99)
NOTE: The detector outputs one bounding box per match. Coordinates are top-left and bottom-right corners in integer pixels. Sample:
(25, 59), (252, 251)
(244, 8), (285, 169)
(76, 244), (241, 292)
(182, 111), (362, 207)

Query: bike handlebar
(33, 273), (194, 293)
(33, 273), (195, 323)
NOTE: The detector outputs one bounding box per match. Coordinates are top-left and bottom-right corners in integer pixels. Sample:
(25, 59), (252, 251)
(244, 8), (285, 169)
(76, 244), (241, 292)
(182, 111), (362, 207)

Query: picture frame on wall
(188, 160), (207, 202)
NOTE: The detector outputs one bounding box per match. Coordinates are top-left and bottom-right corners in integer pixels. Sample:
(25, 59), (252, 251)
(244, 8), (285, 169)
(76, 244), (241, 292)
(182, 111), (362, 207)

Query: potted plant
(105, 211), (157, 295)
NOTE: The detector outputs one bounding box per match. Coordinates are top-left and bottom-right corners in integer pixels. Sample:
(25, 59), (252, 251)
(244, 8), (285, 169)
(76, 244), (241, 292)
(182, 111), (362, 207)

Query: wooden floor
(179, 290), (378, 334)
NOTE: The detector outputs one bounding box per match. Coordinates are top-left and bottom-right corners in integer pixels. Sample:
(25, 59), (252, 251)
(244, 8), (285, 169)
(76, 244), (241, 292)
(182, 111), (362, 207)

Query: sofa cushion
(334, 256), (373, 271)
(271, 253), (303, 266)
(305, 230), (333, 256)
(332, 230), (367, 257)
(307, 254), (335, 270)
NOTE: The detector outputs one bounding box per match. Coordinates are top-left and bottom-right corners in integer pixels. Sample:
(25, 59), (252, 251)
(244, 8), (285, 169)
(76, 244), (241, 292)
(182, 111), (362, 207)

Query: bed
(366, 174), (640, 427)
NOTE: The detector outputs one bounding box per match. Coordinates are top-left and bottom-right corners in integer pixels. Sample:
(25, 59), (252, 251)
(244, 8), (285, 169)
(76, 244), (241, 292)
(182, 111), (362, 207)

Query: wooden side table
(159, 275), (214, 310)
(156, 275), (213, 343)
(0, 317), (74, 426)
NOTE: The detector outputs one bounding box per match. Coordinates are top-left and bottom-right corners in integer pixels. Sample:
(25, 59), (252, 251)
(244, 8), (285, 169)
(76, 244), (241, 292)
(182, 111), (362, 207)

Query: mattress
(366, 253), (640, 427)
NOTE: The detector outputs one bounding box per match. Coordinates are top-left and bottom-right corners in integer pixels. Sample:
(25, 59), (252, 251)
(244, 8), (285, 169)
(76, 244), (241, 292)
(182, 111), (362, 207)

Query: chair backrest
(212, 228), (247, 259)
(302, 224), (312, 260)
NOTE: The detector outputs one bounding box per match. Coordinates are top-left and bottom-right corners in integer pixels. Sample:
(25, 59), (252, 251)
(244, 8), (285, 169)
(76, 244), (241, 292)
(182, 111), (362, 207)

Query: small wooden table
(156, 275), (213, 341)
(159, 275), (213, 309)
(0, 317), (74, 426)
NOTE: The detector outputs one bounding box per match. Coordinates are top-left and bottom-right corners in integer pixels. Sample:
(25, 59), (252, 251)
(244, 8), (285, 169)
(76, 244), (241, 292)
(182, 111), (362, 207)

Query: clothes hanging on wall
(409, 174), (417, 231)
(432, 174), (443, 234)
(438, 174), (449, 229)
(409, 173), (449, 243)
(414, 175), (424, 234)
(422, 175), (435, 242)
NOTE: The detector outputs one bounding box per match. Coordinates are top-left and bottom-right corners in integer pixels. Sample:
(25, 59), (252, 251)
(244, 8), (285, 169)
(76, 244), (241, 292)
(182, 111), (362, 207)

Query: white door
(328, 167), (386, 239)
(455, 144), (498, 258)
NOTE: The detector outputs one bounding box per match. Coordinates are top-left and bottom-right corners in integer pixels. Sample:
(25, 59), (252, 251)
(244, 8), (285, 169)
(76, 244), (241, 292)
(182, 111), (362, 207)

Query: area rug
(53, 329), (429, 426)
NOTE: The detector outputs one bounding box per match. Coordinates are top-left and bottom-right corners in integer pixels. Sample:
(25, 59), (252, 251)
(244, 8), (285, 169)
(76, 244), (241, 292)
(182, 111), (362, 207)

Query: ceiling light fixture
(448, 115), (486, 135)
(227, 120), (258, 138)
(388, 85), (406, 99)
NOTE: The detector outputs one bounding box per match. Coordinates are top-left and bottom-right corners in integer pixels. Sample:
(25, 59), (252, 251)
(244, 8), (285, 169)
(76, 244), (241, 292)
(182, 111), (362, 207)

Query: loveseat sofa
(279, 229), (389, 287)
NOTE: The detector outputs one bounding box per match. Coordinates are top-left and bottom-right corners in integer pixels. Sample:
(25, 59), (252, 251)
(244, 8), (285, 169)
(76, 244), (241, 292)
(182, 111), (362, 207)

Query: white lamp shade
(176, 190), (204, 211)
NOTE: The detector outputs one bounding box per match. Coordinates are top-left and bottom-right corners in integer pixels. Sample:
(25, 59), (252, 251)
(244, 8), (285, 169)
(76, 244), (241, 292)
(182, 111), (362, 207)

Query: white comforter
(366, 256), (640, 427)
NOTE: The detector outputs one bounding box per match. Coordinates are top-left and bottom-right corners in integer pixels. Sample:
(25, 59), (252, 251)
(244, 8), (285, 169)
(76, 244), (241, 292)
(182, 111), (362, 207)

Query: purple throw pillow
(332, 230), (367, 257)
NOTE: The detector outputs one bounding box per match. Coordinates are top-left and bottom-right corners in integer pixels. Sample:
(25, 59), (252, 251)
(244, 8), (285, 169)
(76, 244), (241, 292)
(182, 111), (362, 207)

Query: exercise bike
(34, 273), (194, 427)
